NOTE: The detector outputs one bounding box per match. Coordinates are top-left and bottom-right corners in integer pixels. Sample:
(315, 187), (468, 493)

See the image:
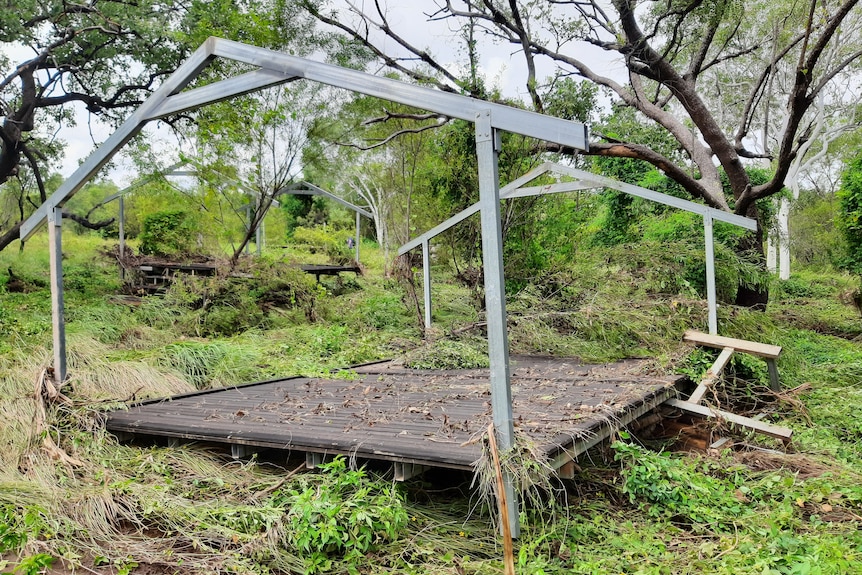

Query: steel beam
(280, 181), (373, 219)
(540, 164), (756, 231)
(209, 39), (589, 152)
(476, 111), (518, 538)
(398, 162), (757, 258)
(146, 69), (294, 120)
(398, 163), (557, 256)
(20, 43), (215, 240)
(503, 181), (597, 199)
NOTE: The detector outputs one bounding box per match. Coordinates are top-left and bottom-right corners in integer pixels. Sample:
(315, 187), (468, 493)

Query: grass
(0, 230), (861, 574)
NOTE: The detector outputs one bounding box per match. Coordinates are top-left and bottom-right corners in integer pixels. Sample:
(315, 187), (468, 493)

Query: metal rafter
(399, 161), (755, 256)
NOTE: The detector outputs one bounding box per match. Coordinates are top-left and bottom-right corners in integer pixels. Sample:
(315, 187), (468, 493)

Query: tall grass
(0, 231), (860, 573)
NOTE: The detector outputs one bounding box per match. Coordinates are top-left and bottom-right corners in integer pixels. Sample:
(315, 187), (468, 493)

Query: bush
(139, 210), (199, 257)
(292, 226), (355, 264)
(403, 337), (489, 369)
(278, 457), (408, 573)
(790, 191), (843, 270)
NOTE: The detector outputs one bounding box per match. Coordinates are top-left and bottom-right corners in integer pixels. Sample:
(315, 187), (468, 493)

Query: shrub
(139, 210), (199, 257)
(292, 226), (354, 264)
(278, 457), (408, 573)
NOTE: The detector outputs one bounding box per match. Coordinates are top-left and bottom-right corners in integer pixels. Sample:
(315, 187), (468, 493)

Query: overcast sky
(3, 1), (620, 185)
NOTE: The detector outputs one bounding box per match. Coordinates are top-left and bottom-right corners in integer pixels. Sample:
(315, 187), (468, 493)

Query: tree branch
(63, 212), (116, 230)
(739, 0), (862, 213)
(338, 117), (448, 150)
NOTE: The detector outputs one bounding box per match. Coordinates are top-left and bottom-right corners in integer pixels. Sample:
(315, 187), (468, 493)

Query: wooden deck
(106, 356), (686, 478)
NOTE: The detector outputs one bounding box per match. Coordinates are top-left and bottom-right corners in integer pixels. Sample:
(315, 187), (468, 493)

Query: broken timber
(684, 329), (782, 393)
(665, 330), (791, 444)
(664, 399), (793, 443)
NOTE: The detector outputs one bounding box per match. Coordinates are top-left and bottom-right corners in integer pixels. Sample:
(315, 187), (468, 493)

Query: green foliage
(139, 262), (319, 338)
(280, 194), (316, 236)
(138, 209), (200, 257)
(837, 154), (862, 278)
(11, 554), (54, 575)
(278, 457), (408, 573)
(592, 190), (636, 246)
(543, 77), (598, 123)
(790, 190), (843, 270)
(351, 286), (414, 331)
(3, 218), (862, 575)
(292, 225), (354, 265)
(614, 440), (748, 528)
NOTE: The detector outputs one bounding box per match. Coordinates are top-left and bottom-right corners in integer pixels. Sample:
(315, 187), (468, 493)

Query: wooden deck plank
(106, 356), (685, 473)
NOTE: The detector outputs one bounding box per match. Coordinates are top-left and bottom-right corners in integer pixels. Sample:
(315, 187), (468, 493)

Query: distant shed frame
(98, 162), (371, 261)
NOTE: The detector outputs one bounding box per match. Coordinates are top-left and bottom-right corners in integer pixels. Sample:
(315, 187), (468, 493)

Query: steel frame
(22, 36), (594, 538)
(398, 161), (756, 336)
(97, 162), (371, 261)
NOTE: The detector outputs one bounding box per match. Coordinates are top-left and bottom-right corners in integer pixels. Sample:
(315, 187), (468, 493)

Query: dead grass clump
(734, 450), (838, 481)
(66, 336), (193, 400)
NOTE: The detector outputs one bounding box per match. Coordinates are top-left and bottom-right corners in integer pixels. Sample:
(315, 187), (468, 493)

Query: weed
(11, 553), (54, 575)
(403, 336), (489, 369)
(276, 457), (409, 573)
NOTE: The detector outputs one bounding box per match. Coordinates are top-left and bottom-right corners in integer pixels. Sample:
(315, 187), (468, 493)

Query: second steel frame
(398, 162), (757, 336)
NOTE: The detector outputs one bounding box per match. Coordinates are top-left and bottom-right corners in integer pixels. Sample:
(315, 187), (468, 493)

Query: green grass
(0, 231), (861, 574)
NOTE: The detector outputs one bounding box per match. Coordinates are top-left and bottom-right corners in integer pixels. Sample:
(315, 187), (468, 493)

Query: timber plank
(664, 398), (792, 441)
(683, 330), (781, 358)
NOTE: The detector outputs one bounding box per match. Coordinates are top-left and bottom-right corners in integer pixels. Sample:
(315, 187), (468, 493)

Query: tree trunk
(734, 204), (769, 310)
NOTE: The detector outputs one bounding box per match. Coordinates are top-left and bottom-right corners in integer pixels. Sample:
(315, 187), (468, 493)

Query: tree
(0, 0), (192, 251)
(302, 0), (862, 307)
(0, 0), (330, 255)
(300, 83), (451, 273)
(186, 80), (327, 264)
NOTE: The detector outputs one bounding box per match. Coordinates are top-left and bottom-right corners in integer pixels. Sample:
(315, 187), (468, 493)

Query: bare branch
(739, 0), (862, 213)
(302, 0), (461, 93)
(338, 117), (449, 150)
(362, 110), (445, 126)
(63, 212), (115, 230)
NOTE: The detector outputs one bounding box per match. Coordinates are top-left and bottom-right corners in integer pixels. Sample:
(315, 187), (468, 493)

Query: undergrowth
(0, 232), (860, 574)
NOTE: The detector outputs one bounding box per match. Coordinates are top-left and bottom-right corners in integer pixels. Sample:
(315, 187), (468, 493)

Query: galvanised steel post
(475, 110), (518, 537)
(118, 195), (126, 281)
(48, 207), (67, 385)
(355, 211), (361, 263)
(704, 213), (717, 334)
(422, 239), (432, 330)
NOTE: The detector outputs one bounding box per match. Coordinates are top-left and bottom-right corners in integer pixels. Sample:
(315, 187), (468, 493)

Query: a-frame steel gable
(22, 37), (588, 240)
(280, 181), (373, 220)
